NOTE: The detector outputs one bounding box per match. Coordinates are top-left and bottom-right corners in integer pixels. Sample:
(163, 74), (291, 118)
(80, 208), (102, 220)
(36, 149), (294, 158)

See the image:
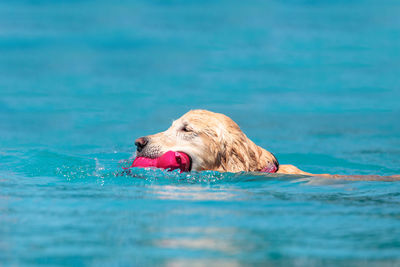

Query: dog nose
(135, 137), (149, 152)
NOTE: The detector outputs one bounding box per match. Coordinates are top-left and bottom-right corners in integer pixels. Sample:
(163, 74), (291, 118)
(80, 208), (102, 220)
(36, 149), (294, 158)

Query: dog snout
(135, 136), (149, 152)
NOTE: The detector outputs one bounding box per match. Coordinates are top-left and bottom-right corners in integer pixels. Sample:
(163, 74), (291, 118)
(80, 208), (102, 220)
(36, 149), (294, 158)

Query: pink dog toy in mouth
(260, 164), (278, 173)
(125, 151), (277, 174)
(128, 151), (191, 172)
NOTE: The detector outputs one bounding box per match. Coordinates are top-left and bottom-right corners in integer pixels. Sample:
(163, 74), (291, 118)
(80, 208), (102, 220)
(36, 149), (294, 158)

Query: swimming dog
(134, 109), (312, 175)
(133, 109), (400, 180)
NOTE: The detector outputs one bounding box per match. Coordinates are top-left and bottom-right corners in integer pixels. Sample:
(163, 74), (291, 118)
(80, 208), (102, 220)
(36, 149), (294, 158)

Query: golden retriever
(134, 109), (399, 179)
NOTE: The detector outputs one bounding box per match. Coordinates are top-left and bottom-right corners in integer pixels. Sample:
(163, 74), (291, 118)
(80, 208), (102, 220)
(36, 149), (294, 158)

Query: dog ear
(200, 112), (278, 172)
(217, 133), (251, 172)
(218, 132), (279, 173)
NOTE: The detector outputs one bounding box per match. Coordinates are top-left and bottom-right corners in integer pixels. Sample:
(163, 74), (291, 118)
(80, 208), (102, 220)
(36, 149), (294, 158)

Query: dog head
(135, 109), (278, 172)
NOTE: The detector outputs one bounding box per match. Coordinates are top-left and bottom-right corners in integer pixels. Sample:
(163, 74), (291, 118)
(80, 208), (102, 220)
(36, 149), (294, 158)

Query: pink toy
(260, 164), (278, 173)
(125, 151), (277, 174)
(128, 151), (191, 172)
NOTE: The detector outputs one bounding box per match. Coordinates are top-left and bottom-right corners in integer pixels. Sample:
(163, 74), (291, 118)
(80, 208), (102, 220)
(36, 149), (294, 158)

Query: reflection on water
(151, 185), (239, 200)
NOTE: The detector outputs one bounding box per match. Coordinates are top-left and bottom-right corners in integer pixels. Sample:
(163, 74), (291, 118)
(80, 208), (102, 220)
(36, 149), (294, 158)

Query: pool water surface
(1, 0), (400, 265)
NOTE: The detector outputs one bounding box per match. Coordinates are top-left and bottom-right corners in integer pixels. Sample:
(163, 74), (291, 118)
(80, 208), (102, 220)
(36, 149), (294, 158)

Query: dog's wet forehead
(170, 119), (196, 132)
(171, 119), (187, 129)
(172, 114), (220, 132)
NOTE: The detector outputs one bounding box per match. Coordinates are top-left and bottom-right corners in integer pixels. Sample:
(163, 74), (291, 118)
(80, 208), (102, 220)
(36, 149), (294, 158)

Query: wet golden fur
(137, 109), (308, 174)
(136, 109), (400, 180)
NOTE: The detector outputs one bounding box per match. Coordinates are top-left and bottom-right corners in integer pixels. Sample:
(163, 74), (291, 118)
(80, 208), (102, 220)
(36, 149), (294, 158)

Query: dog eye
(181, 125), (191, 132)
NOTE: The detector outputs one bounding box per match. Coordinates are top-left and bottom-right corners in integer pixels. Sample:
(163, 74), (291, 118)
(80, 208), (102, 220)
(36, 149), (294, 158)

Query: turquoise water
(1, 0), (400, 265)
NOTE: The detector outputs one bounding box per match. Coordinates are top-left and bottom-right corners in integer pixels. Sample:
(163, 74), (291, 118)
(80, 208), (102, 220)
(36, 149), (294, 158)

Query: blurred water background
(1, 0), (400, 265)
